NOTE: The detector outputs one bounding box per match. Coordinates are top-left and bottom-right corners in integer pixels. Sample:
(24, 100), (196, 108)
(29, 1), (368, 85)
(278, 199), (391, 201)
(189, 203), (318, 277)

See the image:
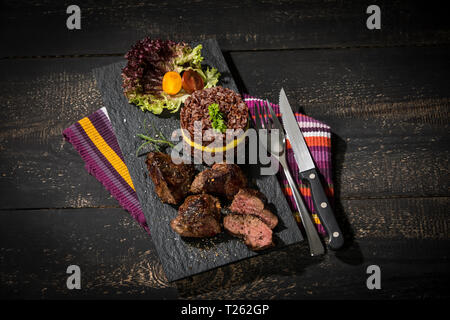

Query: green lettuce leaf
(173, 44), (204, 72)
(127, 91), (190, 114)
(204, 67), (220, 88)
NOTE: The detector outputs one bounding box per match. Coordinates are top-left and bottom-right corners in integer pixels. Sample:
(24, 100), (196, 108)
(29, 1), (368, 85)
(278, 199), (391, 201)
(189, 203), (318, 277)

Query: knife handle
(281, 163), (325, 256)
(300, 168), (344, 250)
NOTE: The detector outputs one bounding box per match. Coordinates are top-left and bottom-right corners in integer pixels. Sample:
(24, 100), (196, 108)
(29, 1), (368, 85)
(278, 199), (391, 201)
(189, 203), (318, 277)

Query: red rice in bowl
(181, 86), (248, 140)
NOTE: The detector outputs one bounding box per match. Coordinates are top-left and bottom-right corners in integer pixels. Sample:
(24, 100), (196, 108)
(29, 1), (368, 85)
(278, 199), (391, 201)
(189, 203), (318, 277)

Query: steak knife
(279, 88), (344, 250)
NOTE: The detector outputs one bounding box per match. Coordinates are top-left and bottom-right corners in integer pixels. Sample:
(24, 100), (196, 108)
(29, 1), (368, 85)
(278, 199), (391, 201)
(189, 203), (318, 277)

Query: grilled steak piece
(171, 194), (222, 237)
(190, 163), (247, 200)
(223, 214), (273, 250)
(146, 152), (195, 205)
(230, 188), (278, 229)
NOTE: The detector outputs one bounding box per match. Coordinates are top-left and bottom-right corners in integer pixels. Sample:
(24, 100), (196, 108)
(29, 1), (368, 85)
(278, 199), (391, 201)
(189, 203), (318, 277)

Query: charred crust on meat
(146, 153), (278, 249)
(146, 152), (195, 205)
(170, 194), (222, 238)
(190, 163), (247, 200)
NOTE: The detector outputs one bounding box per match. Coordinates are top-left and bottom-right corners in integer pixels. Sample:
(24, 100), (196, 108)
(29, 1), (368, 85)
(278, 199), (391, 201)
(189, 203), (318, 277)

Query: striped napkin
(63, 97), (333, 236)
(63, 107), (149, 233)
(244, 96), (330, 235)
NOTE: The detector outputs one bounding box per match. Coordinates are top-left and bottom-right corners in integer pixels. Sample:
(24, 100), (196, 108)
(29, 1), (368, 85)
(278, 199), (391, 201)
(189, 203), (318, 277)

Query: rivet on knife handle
(300, 168), (344, 250)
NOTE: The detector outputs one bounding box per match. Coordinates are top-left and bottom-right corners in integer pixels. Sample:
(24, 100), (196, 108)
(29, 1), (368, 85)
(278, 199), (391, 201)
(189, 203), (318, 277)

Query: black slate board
(93, 39), (303, 281)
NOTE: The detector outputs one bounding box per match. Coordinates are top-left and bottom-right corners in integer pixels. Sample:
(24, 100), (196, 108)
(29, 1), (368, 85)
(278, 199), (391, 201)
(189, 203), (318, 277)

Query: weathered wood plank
(0, 57), (122, 209)
(1, 0), (449, 57)
(337, 197), (449, 240)
(0, 47), (448, 209)
(0, 201), (448, 299)
(179, 237), (450, 299)
(0, 208), (177, 299)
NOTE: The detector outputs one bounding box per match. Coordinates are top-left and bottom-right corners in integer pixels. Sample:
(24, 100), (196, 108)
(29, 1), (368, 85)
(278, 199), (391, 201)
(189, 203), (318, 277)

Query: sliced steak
(223, 214), (273, 250)
(146, 152), (195, 205)
(170, 194), (222, 238)
(190, 163), (247, 200)
(230, 188), (278, 229)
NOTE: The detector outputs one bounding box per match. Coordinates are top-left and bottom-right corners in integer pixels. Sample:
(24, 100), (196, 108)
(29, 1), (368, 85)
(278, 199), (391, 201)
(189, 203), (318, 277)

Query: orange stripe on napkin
(79, 117), (135, 191)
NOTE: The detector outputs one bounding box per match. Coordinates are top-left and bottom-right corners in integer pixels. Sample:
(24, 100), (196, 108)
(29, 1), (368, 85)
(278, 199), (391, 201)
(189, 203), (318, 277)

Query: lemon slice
(181, 123), (249, 153)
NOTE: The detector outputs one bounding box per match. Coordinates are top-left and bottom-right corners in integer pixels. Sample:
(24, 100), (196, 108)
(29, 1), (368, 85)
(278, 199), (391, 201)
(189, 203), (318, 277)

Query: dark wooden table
(1, 1), (449, 299)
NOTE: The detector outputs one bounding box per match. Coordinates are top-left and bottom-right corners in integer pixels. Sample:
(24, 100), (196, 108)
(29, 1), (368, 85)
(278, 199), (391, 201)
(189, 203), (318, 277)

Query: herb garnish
(208, 103), (227, 133)
(136, 120), (175, 156)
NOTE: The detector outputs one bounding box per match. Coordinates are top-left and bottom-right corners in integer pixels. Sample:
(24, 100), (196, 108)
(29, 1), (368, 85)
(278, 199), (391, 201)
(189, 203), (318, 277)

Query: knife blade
(279, 88), (344, 250)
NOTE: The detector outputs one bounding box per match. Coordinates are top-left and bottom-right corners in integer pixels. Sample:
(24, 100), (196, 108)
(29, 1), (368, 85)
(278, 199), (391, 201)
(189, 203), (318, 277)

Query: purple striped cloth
(63, 97), (334, 236)
(63, 107), (149, 234)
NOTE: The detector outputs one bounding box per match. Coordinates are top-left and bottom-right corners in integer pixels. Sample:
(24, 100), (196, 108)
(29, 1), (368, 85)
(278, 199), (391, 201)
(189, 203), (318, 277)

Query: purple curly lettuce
(121, 38), (220, 114)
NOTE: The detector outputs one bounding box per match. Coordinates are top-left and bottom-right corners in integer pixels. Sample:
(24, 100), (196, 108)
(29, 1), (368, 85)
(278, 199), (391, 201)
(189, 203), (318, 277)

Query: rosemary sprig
(136, 121), (175, 156)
